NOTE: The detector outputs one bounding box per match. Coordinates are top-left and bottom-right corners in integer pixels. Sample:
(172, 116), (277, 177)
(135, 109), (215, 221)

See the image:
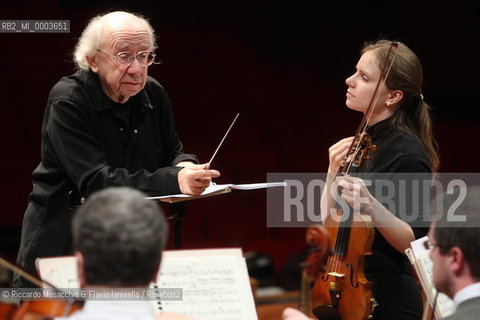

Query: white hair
(73, 11), (157, 70)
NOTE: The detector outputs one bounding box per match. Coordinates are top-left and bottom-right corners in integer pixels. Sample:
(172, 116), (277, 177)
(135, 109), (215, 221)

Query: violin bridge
(327, 272), (345, 278)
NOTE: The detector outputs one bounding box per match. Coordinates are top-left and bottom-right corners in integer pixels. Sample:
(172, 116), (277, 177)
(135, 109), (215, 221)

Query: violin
(0, 256), (82, 320)
(311, 42), (399, 320)
(0, 300), (82, 320)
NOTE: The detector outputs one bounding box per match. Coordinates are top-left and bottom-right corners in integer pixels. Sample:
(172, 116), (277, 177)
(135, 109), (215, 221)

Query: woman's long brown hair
(362, 40), (440, 172)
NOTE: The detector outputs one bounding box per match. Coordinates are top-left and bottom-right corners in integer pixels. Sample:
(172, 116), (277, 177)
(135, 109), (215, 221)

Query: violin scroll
(339, 132), (377, 174)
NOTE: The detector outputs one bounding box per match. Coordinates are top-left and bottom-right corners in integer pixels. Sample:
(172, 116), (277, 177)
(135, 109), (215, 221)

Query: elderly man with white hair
(14, 11), (220, 288)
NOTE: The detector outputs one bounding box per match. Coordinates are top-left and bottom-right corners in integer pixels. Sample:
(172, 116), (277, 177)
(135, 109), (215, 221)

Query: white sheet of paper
(152, 248), (258, 320)
(35, 250), (258, 320)
(408, 236), (455, 318)
(36, 256), (79, 288)
(146, 181), (286, 201)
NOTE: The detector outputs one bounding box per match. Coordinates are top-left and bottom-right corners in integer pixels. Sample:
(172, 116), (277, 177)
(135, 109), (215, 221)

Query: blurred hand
(177, 163), (220, 195)
(282, 307), (313, 320)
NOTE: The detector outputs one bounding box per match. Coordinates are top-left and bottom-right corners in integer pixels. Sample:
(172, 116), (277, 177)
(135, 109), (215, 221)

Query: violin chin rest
(312, 305), (342, 320)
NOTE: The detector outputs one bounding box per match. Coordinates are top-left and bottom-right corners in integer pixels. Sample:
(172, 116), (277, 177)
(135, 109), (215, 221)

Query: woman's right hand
(327, 136), (355, 173)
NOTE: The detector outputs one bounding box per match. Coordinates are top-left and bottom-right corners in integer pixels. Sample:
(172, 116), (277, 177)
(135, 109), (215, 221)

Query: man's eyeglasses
(97, 49), (157, 67)
(423, 239), (439, 250)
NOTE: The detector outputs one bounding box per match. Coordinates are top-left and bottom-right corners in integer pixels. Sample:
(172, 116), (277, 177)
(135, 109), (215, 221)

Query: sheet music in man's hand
(405, 236), (455, 319)
(146, 181), (286, 203)
(150, 248), (258, 320)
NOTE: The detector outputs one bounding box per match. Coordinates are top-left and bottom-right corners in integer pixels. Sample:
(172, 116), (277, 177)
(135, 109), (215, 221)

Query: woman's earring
(386, 101), (391, 107)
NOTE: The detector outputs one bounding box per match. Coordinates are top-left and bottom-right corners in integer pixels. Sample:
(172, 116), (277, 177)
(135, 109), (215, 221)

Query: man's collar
(453, 282), (480, 309)
(136, 88), (154, 110)
(82, 69), (153, 111)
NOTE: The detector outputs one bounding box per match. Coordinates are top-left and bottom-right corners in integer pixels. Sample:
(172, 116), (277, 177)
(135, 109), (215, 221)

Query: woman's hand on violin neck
(336, 175), (377, 215)
(328, 136), (355, 173)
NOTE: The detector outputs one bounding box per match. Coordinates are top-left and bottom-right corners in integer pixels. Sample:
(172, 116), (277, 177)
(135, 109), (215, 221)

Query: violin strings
(332, 212), (349, 273)
(330, 220), (340, 273)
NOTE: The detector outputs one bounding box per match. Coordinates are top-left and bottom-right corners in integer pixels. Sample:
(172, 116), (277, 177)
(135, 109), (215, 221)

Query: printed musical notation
(36, 249), (258, 319)
(151, 248), (258, 320)
(36, 255), (80, 288)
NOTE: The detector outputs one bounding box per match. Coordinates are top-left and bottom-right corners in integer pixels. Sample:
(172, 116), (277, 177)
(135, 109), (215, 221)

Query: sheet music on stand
(150, 248), (258, 320)
(36, 249), (258, 320)
(146, 181), (286, 203)
(405, 236), (455, 319)
(36, 255), (79, 288)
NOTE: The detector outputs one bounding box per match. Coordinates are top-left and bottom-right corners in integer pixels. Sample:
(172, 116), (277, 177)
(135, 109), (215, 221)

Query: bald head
(101, 11), (148, 27)
(100, 12), (153, 46)
(74, 11), (156, 70)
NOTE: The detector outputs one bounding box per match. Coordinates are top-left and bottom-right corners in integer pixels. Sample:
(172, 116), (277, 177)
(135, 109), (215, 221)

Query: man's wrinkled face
(88, 23), (152, 103)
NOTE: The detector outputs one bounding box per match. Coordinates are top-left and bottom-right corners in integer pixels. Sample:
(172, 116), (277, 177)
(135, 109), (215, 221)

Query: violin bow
(0, 254), (61, 289)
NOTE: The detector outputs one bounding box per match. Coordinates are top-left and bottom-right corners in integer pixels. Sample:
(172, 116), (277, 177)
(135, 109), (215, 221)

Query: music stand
(169, 202), (186, 249)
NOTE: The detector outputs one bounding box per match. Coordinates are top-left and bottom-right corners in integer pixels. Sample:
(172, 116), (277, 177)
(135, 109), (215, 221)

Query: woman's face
(345, 50), (393, 119)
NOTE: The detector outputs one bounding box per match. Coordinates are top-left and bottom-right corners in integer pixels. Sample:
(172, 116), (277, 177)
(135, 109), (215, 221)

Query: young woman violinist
(320, 40), (439, 320)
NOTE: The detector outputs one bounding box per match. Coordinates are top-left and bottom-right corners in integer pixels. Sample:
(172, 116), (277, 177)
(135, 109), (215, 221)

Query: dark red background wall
(2, 0), (479, 285)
